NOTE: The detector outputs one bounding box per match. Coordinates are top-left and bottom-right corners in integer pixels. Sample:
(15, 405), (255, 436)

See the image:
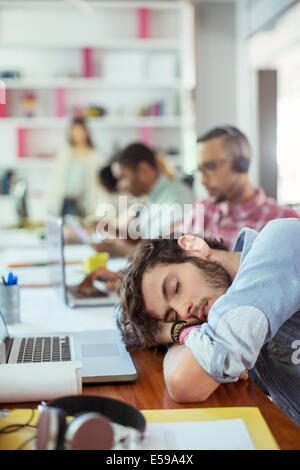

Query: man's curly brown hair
(117, 236), (228, 349)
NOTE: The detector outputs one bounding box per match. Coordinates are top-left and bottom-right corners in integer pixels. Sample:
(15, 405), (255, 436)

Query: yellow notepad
(142, 407), (279, 450)
(0, 407), (279, 450)
(0, 409), (39, 450)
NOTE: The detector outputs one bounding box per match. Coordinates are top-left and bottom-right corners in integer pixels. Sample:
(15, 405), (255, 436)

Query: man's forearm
(163, 344), (220, 403)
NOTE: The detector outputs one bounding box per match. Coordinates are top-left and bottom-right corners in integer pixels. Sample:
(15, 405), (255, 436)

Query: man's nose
(200, 171), (209, 187)
(173, 301), (193, 321)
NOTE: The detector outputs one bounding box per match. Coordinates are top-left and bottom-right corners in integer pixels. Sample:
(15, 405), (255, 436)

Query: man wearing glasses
(181, 126), (299, 249)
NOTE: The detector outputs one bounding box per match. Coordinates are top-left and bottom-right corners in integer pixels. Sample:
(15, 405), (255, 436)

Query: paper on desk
(3, 248), (48, 266)
(143, 419), (256, 450)
(0, 361), (82, 403)
(5, 264), (84, 286)
(0, 230), (43, 249)
(6, 266), (50, 286)
(3, 245), (94, 268)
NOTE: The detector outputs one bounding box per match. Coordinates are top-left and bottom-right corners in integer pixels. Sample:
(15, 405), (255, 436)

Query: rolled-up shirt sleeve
(185, 220), (300, 383)
(185, 306), (269, 382)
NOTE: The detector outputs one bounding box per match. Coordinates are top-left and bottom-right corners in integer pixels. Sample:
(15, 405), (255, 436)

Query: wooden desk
(3, 347), (300, 450)
(81, 348), (300, 450)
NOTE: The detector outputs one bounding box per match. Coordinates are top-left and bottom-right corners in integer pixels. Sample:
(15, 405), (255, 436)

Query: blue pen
(7, 272), (18, 285)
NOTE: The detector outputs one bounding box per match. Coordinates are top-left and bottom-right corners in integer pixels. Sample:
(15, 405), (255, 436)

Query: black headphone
(218, 126), (250, 174)
(232, 156), (250, 173)
(36, 395), (146, 450)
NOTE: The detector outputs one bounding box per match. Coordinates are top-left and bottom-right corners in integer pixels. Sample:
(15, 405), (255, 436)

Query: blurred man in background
(91, 142), (194, 256)
(178, 126), (299, 249)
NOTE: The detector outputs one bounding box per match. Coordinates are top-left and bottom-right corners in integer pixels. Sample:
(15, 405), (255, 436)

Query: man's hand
(77, 267), (121, 295)
(154, 321), (173, 345)
(239, 370), (249, 381)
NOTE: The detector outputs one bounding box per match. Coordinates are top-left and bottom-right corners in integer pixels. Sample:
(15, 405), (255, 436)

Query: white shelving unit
(0, 0), (196, 221)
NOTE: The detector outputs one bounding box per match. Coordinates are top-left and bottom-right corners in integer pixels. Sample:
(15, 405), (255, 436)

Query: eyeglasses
(197, 156), (234, 174)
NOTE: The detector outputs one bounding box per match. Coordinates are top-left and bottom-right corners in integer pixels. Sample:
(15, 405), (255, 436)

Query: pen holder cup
(0, 284), (20, 324)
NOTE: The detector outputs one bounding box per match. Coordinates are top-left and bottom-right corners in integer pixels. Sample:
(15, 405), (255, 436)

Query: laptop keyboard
(17, 336), (71, 363)
(68, 285), (108, 299)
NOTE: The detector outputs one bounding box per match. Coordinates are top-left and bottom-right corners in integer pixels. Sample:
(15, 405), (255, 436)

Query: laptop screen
(0, 311), (10, 363)
(0, 311), (8, 343)
(45, 215), (67, 303)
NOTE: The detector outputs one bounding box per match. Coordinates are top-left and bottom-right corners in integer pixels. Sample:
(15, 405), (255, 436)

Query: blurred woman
(46, 117), (101, 218)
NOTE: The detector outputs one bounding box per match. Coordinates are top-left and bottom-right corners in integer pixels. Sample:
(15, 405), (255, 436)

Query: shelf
(0, 116), (189, 129)
(0, 157), (54, 170)
(0, 154), (181, 171)
(16, 158), (55, 170)
(0, 38), (181, 51)
(3, 77), (182, 90)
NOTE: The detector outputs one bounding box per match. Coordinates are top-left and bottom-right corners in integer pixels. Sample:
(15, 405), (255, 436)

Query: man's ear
(178, 235), (210, 259)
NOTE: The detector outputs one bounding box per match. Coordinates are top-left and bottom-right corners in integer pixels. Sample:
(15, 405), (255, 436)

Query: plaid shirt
(182, 188), (300, 250)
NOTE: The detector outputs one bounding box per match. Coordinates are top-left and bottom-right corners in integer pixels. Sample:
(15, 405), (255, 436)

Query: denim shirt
(185, 218), (300, 384)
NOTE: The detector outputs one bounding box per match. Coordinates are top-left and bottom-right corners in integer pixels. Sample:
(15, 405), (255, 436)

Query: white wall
(235, 0), (300, 190)
(247, 1), (300, 204)
(235, 0), (259, 187)
(194, 1), (261, 191)
(195, 1), (237, 136)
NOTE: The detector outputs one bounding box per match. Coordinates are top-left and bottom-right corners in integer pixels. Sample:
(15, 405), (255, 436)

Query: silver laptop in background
(0, 310), (137, 384)
(45, 214), (119, 308)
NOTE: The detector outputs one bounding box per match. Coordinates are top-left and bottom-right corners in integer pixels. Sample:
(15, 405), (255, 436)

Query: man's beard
(186, 256), (232, 290)
(182, 256), (232, 323)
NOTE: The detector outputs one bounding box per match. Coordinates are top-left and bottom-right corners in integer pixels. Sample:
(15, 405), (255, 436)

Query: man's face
(141, 259), (230, 324)
(118, 165), (144, 197)
(198, 137), (241, 201)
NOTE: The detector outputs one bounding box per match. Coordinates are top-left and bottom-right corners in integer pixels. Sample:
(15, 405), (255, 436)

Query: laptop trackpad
(81, 343), (120, 358)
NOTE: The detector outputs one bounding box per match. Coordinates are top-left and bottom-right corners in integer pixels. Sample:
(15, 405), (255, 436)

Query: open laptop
(0, 310), (137, 384)
(45, 214), (120, 308)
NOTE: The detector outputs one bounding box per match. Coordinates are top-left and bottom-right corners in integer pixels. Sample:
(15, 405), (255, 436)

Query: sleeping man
(117, 218), (300, 427)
